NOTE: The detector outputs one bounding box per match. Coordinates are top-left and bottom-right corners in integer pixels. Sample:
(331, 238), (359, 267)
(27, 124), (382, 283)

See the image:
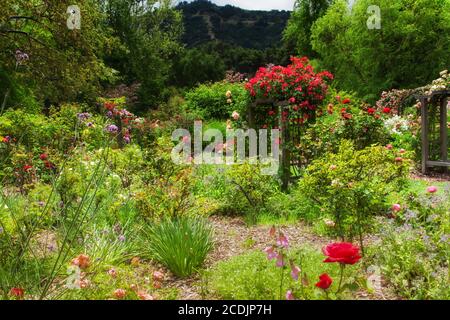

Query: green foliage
(299, 141), (410, 248)
(184, 82), (250, 119)
(143, 216), (213, 278)
(283, 0), (332, 57)
(206, 248), (361, 300)
(172, 48), (226, 88)
(311, 0), (450, 101)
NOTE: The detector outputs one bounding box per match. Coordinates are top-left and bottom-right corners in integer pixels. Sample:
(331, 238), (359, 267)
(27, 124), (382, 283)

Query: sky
(184, 0), (297, 11)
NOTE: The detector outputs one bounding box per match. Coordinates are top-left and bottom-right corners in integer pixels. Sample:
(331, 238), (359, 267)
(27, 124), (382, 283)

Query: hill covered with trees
(177, 0), (290, 50)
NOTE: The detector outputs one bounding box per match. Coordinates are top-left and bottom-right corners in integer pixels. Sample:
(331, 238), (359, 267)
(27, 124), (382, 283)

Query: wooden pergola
(417, 90), (450, 174)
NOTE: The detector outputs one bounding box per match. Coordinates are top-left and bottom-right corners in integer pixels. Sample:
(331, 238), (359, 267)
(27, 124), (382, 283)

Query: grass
(143, 216), (214, 278)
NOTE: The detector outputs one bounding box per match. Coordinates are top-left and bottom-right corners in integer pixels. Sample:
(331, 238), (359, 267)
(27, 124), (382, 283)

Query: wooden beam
(421, 98), (429, 174)
(426, 161), (450, 167)
(440, 97), (448, 173)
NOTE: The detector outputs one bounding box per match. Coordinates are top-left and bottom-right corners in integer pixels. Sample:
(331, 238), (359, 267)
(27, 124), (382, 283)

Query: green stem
(337, 264), (345, 293)
(279, 255), (285, 300)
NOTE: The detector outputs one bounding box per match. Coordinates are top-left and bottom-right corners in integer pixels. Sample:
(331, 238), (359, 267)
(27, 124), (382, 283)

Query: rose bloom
(315, 273), (333, 290)
(323, 242), (361, 265)
(232, 111), (240, 121)
(9, 287), (25, 299)
(71, 254), (90, 269)
(114, 289), (127, 299)
(367, 108), (376, 115)
(383, 107), (392, 114)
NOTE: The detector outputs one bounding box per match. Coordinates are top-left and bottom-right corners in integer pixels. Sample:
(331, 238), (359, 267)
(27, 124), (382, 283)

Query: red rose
(268, 110), (276, 116)
(342, 98), (351, 104)
(10, 287), (24, 299)
(315, 273), (333, 290)
(39, 153), (48, 160)
(367, 108), (376, 115)
(382, 107), (391, 114)
(323, 242), (361, 265)
(289, 97), (296, 104)
(23, 165), (33, 172)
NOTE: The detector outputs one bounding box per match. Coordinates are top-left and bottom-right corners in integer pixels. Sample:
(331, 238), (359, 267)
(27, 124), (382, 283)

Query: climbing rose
(322, 242), (361, 265)
(315, 273), (333, 290)
(342, 98), (351, 104)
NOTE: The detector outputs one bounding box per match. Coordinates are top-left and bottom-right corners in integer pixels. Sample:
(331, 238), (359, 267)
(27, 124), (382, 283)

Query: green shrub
(184, 82), (250, 120)
(143, 216), (214, 277)
(299, 140), (410, 252)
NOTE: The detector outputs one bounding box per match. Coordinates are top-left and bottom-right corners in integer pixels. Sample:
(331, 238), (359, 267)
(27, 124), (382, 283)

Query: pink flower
(286, 290), (294, 300)
(276, 233), (289, 248)
(264, 246), (277, 260)
(232, 111), (240, 121)
(289, 97), (296, 104)
(427, 186), (438, 194)
(137, 291), (154, 300)
(290, 265), (300, 280)
(395, 157), (403, 162)
(276, 254), (285, 267)
(399, 149), (406, 154)
(386, 144), (393, 150)
(152, 271), (165, 282)
(392, 204), (402, 212)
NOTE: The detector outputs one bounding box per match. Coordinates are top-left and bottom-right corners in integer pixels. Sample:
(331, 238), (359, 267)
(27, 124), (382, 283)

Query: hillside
(177, 0), (291, 50)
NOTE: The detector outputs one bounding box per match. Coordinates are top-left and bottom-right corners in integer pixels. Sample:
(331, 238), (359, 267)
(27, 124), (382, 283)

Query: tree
(101, 0), (183, 109)
(283, 0), (333, 58)
(0, 0), (116, 109)
(311, 0), (450, 101)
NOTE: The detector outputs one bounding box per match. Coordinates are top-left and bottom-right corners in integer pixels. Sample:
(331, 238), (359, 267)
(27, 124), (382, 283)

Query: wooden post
(440, 97), (448, 173)
(421, 97), (429, 174)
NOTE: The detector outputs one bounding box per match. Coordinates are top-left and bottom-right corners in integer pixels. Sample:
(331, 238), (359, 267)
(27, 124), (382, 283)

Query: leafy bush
(184, 82), (249, 120)
(143, 216), (213, 278)
(375, 220), (449, 299)
(299, 140), (410, 252)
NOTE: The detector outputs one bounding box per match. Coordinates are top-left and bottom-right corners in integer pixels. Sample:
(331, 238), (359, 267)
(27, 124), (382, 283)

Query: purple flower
(106, 111), (113, 118)
(77, 112), (92, 122)
(15, 50), (29, 64)
(86, 122), (94, 128)
(118, 235), (126, 242)
(105, 124), (119, 133)
(124, 135), (131, 144)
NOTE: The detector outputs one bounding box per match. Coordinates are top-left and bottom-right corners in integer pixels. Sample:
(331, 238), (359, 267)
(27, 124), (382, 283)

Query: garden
(0, 0), (449, 301)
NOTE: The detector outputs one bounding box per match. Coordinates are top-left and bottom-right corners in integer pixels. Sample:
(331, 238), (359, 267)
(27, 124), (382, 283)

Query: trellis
(249, 99), (307, 190)
(416, 90), (449, 174)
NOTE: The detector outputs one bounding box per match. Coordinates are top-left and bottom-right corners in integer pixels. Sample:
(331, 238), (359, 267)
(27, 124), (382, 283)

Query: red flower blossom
(382, 107), (391, 114)
(342, 98), (351, 104)
(23, 165), (33, 172)
(39, 153), (48, 161)
(315, 273), (333, 290)
(322, 242), (361, 265)
(9, 287), (24, 299)
(268, 110), (276, 116)
(367, 108), (376, 115)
